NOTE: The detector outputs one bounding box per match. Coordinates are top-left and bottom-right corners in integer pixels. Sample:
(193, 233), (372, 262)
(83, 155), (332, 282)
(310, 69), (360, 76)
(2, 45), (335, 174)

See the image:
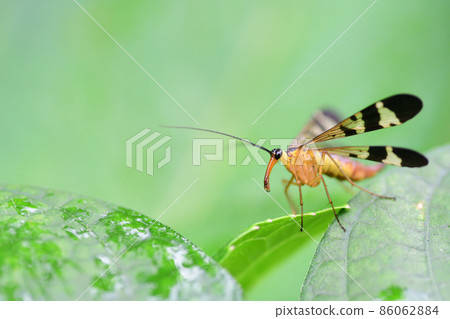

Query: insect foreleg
(294, 176), (304, 231)
(324, 151), (395, 200)
(283, 175), (298, 215)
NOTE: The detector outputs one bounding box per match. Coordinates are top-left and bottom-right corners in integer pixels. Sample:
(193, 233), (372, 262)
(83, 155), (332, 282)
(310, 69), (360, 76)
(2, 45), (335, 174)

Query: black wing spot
(391, 148), (428, 167)
(361, 103), (383, 132)
(366, 146), (388, 162)
(383, 94), (423, 123)
(341, 127), (359, 137)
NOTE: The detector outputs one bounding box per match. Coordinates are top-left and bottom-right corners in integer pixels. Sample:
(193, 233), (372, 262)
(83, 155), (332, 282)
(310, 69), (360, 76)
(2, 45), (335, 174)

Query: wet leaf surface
(0, 186), (241, 300)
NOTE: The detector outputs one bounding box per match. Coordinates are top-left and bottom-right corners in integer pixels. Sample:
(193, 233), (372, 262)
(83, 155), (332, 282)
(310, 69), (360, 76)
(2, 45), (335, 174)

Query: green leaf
(300, 145), (450, 301)
(215, 205), (349, 289)
(0, 185), (242, 300)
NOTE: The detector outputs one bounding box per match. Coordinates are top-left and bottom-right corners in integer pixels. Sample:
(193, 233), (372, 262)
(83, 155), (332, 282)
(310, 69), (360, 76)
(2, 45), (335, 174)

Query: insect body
(165, 94), (428, 231)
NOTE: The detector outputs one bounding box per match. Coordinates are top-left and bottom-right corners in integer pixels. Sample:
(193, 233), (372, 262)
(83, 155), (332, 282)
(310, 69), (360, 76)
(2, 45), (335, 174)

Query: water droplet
(22, 207), (38, 213)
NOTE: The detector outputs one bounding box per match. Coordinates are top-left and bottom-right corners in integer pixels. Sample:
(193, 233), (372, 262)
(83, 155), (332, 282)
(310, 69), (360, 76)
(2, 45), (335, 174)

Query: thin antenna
(161, 125), (272, 154)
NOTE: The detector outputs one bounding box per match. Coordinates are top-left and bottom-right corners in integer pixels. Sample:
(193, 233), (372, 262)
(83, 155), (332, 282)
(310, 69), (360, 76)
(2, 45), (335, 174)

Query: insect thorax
(284, 146), (324, 186)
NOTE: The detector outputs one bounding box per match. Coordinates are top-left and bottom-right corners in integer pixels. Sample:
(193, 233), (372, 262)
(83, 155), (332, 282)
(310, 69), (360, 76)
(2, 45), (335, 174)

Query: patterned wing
(320, 146), (428, 167)
(306, 94), (422, 144)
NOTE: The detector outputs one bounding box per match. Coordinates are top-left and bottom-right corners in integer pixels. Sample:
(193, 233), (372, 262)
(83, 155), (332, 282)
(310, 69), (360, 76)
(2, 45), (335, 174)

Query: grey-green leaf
(0, 185), (242, 300)
(300, 145), (450, 301)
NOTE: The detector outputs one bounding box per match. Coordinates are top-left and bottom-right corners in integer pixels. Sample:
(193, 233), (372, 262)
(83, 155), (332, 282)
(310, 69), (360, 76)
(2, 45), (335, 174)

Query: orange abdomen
(323, 155), (385, 181)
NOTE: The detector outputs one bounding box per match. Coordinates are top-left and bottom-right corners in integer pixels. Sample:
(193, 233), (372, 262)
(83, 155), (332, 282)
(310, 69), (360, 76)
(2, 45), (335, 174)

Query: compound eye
(273, 148), (283, 160)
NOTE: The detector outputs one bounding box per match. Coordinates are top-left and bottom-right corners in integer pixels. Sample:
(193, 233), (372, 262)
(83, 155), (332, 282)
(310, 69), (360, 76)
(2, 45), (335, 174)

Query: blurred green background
(1, 0), (449, 300)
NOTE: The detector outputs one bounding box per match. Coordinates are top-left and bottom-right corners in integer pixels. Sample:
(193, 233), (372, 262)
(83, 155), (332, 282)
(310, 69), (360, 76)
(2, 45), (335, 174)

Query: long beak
(264, 156), (278, 192)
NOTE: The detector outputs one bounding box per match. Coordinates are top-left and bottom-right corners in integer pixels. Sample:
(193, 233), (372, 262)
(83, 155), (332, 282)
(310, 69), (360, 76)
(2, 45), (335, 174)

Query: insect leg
(293, 177), (304, 231)
(324, 151), (394, 199)
(321, 175), (346, 232)
(283, 175), (298, 215)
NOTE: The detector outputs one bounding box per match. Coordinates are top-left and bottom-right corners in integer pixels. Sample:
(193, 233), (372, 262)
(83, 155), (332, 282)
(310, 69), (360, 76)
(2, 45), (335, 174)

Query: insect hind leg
(324, 151), (395, 200)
